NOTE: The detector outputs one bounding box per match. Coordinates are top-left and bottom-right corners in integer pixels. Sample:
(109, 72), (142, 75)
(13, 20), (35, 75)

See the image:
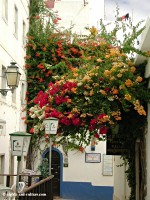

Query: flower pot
(45, 0), (55, 8)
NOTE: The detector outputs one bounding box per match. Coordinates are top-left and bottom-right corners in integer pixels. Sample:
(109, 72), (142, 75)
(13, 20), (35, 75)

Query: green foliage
(38, 158), (49, 178)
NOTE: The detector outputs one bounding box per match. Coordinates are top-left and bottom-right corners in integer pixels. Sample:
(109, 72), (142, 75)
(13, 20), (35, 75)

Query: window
(1, 66), (6, 98)
(21, 82), (26, 104)
(14, 5), (18, 38)
(0, 120), (6, 136)
(0, 154), (5, 184)
(22, 21), (26, 46)
(2, 0), (8, 21)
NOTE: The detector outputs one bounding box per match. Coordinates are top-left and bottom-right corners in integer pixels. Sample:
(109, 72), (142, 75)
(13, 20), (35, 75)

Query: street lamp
(43, 117), (59, 175)
(9, 132), (31, 198)
(0, 62), (21, 96)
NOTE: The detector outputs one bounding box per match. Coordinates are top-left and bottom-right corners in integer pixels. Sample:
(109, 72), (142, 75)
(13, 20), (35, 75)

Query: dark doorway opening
(45, 150), (61, 197)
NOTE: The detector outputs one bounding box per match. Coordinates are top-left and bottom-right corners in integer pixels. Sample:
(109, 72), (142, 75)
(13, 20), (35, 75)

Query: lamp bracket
(0, 89), (14, 96)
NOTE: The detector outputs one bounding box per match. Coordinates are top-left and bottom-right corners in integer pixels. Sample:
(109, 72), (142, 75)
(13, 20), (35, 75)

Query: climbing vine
(25, 1), (150, 199)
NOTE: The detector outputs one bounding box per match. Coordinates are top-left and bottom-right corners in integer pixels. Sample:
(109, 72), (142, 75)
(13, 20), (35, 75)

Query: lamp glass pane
(23, 136), (31, 156)
(6, 66), (21, 87)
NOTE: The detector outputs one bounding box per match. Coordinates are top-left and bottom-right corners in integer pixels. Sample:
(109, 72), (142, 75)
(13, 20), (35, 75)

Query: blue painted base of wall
(61, 181), (113, 200)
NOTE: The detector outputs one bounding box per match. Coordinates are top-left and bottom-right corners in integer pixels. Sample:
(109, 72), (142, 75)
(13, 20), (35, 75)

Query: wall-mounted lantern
(0, 62), (21, 96)
(9, 132), (31, 197)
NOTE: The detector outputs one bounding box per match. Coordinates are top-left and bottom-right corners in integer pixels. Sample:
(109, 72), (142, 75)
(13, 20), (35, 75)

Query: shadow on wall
(61, 181), (113, 200)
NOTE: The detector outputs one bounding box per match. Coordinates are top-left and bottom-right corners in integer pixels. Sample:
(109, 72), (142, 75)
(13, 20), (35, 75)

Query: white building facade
(0, 0), (29, 185)
(54, 0), (104, 34)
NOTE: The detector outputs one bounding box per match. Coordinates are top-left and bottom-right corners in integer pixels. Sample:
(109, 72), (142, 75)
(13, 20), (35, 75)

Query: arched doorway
(42, 148), (62, 197)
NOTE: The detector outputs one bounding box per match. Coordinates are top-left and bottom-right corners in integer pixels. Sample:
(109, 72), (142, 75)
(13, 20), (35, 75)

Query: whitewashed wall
(54, 0), (104, 34)
(113, 157), (130, 200)
(0, 0), (29, 181)
(34, 140), (114, 188)
(64, 141), (113, 186)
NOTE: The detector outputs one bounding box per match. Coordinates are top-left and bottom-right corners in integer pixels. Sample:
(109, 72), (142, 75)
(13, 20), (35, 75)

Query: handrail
(23, 175), (54, 193)
(0, 174), (54, 200)
(19, 175), (54, 200)
(0, 174), (41, 177)
(0, 173), (43, 187)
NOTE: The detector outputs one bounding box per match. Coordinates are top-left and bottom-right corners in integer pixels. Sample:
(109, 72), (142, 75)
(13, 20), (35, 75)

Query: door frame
(42, 147), (63, 196)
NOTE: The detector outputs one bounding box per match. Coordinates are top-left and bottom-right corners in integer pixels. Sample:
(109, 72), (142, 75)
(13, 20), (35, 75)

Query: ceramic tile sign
(102, 154), (113, 176)
(44, 118), (59, 134)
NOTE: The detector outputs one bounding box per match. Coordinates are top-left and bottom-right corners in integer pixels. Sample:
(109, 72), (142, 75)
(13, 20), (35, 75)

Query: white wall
(54, 0), (104, 34)
(0, 0), (29, 180)
(34, 140), (114, 187)
(113, 156), (130, 200)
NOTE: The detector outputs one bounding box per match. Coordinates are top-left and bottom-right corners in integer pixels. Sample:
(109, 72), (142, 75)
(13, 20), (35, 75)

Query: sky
(105, 0), (150, 23)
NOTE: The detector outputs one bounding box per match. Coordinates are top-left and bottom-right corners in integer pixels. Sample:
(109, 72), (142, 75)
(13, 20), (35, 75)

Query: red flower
(37, 63), (44, 69)
(55, 96), (64, 105)
(53, 19), (58, 24)
(72, 117), (81, 126)
(34, 91), (48, 107)
(94, 133), (99, 138)
(79, 146), (84, 153)
(60, 117), (71, 126)
(49, 109), (62, 118)
(55, 96), (70, 105)
(62, 81), (77, 91)
(35, 53), (40, 57)
(104, 87), (111, 92)
(99, 126), (108, 134)
(48, 82), (60, 95)
(29, 128), (34, 134)
(88, 119), (97, 131)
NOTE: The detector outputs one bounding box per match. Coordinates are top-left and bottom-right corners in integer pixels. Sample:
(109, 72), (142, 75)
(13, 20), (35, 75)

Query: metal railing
(0, 174), (54, 200)
(19, 175), (54, 200)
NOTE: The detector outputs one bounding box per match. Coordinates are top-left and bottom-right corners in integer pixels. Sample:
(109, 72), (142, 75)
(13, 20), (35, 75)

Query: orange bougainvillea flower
(37, 63), (44, 69)
(125, 79), (133, 87)
(124, 94), (132, 101)
(136, 76), (143, 82)
(130, 66), (136, 73)
(35, 53), (40, 57)
(96, 58), (103, 62)
(24, 55), (31, 59)
(100, 90), (107, 95)
(112, 88), (118, 94)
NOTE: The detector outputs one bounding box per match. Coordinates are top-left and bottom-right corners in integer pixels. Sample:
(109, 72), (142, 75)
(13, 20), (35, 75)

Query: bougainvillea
(26, 1), (150, 152)
(29, 34), (150, 147)
(25, 2), (150, 198)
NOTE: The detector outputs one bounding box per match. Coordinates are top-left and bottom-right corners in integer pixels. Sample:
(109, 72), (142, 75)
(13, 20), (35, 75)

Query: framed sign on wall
(102, 154), (113, 176)
(85, 153), (101, 163)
